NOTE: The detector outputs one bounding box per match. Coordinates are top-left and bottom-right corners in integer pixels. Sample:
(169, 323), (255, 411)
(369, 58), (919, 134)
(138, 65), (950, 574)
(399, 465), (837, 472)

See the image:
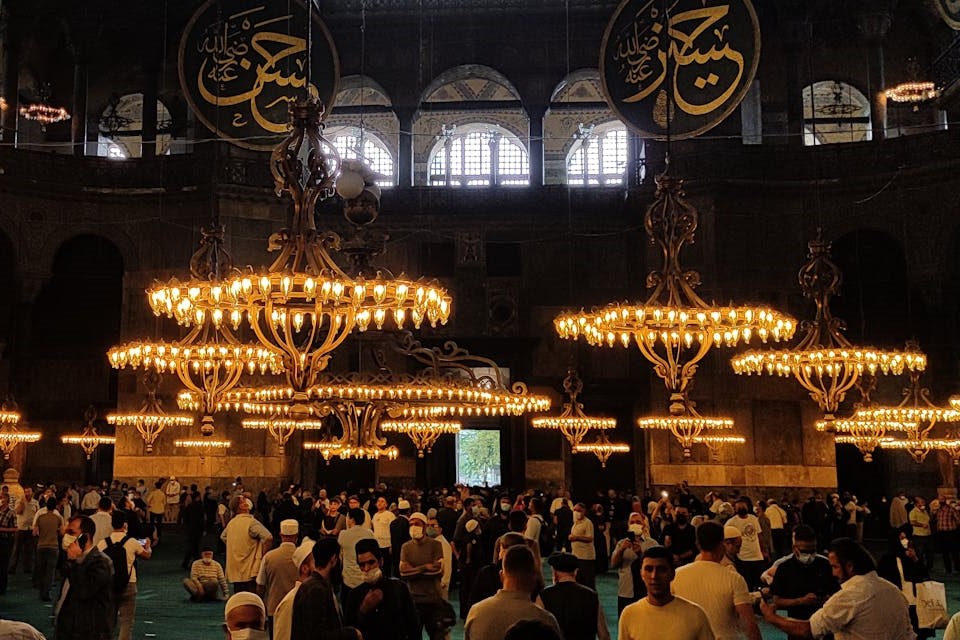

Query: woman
(878, 528), (935, 640)
(610, 512), (656, 615)
(588, 502), (609, 575)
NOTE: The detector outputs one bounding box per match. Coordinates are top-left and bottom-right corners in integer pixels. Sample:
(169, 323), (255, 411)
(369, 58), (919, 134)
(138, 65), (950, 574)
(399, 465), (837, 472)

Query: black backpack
(104, 536), (132, 593)
(535, 514), (556, 553)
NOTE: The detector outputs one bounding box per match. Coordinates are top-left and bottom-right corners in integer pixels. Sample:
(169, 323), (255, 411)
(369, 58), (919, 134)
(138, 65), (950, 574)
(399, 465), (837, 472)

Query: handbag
(896, 557), (916, 605)
(916, 580), (949, 629)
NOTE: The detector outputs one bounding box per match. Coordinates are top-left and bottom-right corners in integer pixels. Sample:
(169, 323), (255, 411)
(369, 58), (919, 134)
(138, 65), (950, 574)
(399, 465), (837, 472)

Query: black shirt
(343, 576), (420, 640)
(661, 523), (696, 560)
(540, 580), (599, 640)
(769, 555), (838, 619)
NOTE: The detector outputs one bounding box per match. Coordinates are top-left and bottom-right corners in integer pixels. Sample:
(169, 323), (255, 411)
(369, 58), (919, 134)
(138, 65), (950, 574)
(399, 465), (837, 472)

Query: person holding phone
(96, 511), (151, 640)
(55, 514), (114, 640)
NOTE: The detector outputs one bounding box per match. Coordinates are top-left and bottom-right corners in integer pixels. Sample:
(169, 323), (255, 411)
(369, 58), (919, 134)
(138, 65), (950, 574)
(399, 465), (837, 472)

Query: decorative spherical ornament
(336, 170), (365, 199)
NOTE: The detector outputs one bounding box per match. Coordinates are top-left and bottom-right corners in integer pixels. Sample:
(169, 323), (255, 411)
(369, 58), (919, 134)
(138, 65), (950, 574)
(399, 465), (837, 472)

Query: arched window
(566, 121), (629, 185)
(427, 124), (529, 186)
(802, 81), (872, 145)
(96, 93), (176, 158)
(327, 126), (395, 187)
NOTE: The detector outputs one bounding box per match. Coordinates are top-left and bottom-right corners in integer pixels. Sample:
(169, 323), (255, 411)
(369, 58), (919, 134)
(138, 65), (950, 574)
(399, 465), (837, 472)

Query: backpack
(104, 536), (132, 593)
(534, 514), (556, 553)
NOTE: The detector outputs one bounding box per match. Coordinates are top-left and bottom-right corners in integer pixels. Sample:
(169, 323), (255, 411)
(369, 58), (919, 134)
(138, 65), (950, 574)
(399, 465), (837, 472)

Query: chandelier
(380, 419), (460, 457)
(556, 173), (794, 453)
(692, 434), (746, 463)
(174, 438), (231, 463)
(241, 418), (329, 454)
(880, 437), (960, 463)
(0, 404), (40, 460)
(573, 431), (630, 468)
(637, 396), (734, 460)
(531, 369), (615, 448)
(107, 371), (193, 453)
(147, 100), (451, 425)
(884, 81), (939, 107)
(732, 236), (925, 426)
(110, 227), (283, 436)
(19, 85), (70, 131)
(61, 406), (115, 460)
(201, 333), (548, 460)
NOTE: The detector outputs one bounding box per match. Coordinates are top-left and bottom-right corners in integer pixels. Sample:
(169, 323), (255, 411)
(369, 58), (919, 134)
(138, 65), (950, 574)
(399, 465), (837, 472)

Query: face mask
(573, 511), (583, 521)
(202, 557), (213, 564)
(426, 526), (439, 538)
(901, 538), (910, 549)
(230, 629), (269, 640)
(409, 526), (424, 540)
(676, 515), (688, 525)
(628, 523), (644, 536)
(795, 552), (815, 565)
(61, 533), (77, 551)
(736, 508), (748, 517)
(471, 506), (480, 516)
(363, 567), (382, 584)
(500, 503), (510, 512)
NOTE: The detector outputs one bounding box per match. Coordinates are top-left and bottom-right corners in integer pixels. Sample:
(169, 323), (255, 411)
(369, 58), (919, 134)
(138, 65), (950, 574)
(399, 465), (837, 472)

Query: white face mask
(362, 567), (382, 584)
(901, 538), (910, 549)
(202, 557), (213, 564)
(230, 629), (269, 640)
(409, 526), (424, 540)
(628, 523), (644, 536)
(500, 503), (511, 512)
(61, 533), (77, 551)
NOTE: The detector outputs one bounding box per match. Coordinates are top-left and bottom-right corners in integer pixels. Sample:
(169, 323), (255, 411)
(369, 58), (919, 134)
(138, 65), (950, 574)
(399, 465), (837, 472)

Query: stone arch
(37, 225), (139, 278)
(420, 64), (522, 104)
(328, 75), (400, 182)
(802, 80), (872, 145)
(333, 75), (393, 108)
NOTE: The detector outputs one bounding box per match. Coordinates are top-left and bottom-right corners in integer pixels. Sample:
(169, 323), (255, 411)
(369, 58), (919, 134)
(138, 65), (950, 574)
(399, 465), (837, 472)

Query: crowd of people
(3, 475), (960, 639)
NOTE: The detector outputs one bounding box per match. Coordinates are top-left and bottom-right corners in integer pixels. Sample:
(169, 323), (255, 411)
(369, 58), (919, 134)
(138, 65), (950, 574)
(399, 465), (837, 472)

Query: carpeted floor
(2, 529), (959, 638)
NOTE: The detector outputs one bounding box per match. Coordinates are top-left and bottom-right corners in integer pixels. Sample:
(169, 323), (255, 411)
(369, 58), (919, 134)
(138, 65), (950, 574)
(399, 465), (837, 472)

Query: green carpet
(2, 530), (958, 638)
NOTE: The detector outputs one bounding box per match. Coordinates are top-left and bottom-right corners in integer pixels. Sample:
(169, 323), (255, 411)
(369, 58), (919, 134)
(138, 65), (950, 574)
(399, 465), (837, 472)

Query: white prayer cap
(409, 512), (427, 524)
(292, 537), (316, 568)
(280, 519), (299, 536)
(723, 525), (742, 540)
(224, 591), (265, 621)
(465, 519), (479, 533)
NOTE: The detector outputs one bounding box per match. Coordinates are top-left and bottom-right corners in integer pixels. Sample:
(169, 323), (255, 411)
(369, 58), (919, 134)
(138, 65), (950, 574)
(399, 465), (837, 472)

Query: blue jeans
(35, 546), (58, 599)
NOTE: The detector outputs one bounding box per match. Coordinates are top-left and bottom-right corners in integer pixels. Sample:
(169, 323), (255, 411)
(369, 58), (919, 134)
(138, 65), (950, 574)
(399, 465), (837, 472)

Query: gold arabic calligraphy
(613, 1), (746, 117)
(195, 6), (318, 134)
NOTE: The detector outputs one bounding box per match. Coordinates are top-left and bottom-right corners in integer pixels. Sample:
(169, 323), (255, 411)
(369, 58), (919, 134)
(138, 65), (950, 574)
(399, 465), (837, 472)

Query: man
(224, 591), (268, 640)
(371, 496), (396, 577)
(319, 496), (346, 538)
(761, 537), (916, 639)
(766, 499), (789, 558)
(890, 491), (910, 530)
(348, 495), (373, 530)
(569, 502), (597, 589)
(181, 490), (206, 569)
(339, 507), (377, 603)
(540, 551), (610, 640)
(390, 499), (412, 577)
(55, 515), (115, 640)
(33, 496), (63, 601)
(91, 496), (114, 546)
(272, 537), (315, 640)
(426, 513), (453, 600)
(290, 536), (361, 640)
(725, 498), (767, 589)
(257, 518), (300, 627)
(82, 485), (103, 515)
(145, 481), (166, 532)
(619, 546), (714, 640)
(768, 525), (838, 639)
(672, 521), (761, 640)
(663, 505), (697, 567)
(344, 538), (420, 639)
(436, 496), (459, 543)
(525, 497), (545, 545)
(164, 476), (181, 524)
(465, 544), (561, 640)
(935, 496), (960, 573)
(9, 486), (38, 575)
(96, 510), (151, 640)
(221, 497), (274, 593)
(400, 511), (447, 640)
(184, 546), (229, 602)
(721, 526), (746, 576)
(0, 493), (16, 593)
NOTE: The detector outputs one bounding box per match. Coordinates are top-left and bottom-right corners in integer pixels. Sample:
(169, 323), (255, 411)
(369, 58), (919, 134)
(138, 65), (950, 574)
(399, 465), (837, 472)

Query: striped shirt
(190, 558), (229, 597)
(938, 504), (960, 532)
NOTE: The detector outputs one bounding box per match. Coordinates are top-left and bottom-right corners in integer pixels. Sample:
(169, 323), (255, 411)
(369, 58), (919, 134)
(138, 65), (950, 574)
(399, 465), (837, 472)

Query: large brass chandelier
(61, 406), (116, 460)
(0, 403), (40, 460)
(107, 372), (193, 453)
(531, 369), (615, 448)
(556, 173), (795, 455)
(147, 100), (451, 425)
(816, 376), (912, 463)
(732, 236), (926, 426)
(573, 431), (630, 468)
(109, 227), (283, 436)
(381, 419), (460, 458)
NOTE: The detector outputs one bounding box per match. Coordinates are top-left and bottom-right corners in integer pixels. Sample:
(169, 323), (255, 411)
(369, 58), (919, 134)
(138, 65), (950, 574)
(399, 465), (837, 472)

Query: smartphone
(137, 538), (148, 546)
(75, 533), (88, 548)
(625, 531), (636, 542)
(661, 490), (669, 499)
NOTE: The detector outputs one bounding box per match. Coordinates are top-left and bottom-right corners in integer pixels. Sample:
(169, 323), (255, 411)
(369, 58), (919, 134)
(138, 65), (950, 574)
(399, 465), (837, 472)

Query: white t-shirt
(524, 514), (543, 542)
(726, 515), (764, 561)
(619, 597), (715, 640)
(371, 510), (396, 548)
(673, 560), (752, 640)
(96, 531), (145, 583)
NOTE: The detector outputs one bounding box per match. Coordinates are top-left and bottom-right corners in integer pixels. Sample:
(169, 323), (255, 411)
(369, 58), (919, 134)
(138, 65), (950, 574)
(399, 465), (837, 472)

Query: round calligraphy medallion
(936, 0), (960, 29)
(600, 0), (760, 140)
(178, 0), (340, 151)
